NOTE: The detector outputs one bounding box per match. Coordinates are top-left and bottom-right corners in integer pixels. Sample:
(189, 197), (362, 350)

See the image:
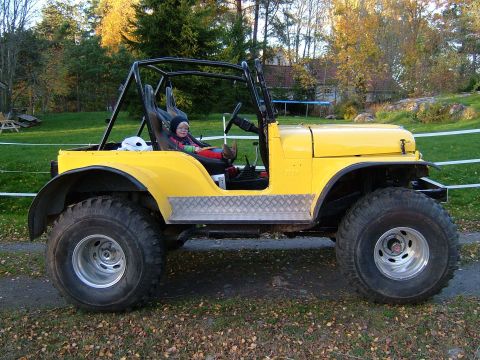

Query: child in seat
(169, 116), (236, 160)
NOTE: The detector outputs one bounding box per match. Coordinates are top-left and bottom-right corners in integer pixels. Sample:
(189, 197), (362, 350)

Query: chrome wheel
(72, 235), (126, 288)
(374, 227), (429, 281)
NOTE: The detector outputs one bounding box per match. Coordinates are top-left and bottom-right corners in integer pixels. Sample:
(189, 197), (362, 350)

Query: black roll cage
(98, 57), (276, 167)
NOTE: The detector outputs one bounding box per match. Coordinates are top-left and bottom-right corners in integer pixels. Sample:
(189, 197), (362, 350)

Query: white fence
(1, 128), (479, 197)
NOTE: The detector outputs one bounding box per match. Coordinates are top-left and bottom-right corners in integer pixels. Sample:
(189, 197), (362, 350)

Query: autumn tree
(382, 0), (466, 95)
(393, 0), (437, 94)
(292, 59), (317, 97)
(96, 0), (138, 51)
(7, 0), (134, 113)
(10, 30), (45, 113)
(33, 1), (84, 111)
(330, 0), (384, 104)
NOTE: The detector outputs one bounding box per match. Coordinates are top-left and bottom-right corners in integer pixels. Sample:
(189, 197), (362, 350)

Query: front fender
(312, 161), (433, 220)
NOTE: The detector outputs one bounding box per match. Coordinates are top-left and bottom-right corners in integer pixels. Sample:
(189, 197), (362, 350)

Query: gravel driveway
(1, 235), (479, 310)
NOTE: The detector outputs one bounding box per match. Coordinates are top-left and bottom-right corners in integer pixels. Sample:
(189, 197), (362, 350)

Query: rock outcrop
(353, 113), (375, 123)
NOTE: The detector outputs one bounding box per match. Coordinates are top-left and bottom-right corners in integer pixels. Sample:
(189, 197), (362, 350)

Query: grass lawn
(1, 93), (480, 240)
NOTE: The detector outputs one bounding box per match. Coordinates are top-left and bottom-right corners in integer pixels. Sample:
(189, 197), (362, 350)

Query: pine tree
(130, 0), (223, 58)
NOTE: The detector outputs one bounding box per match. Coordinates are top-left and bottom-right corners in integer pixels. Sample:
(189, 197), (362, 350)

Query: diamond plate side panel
(168, 194), (314, 223)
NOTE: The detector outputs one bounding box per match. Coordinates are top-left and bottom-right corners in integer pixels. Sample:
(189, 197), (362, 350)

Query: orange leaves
(330, 0), (383, 95)
(96, 0), (139, 51)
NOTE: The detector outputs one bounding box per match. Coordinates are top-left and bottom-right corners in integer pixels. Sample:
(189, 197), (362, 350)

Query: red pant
(197, 148), (223, 159)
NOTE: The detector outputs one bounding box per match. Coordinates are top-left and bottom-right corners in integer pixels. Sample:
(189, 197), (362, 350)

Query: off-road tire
(336, 187), (458, 304)
(46, 196), (165, 311)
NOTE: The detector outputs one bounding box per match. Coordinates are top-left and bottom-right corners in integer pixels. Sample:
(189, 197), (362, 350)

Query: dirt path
(0, 236), (479, 310)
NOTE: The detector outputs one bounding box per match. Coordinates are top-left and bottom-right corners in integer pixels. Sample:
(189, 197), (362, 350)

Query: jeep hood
(309, 124), (415, 157)
(278, 124), (416, 158)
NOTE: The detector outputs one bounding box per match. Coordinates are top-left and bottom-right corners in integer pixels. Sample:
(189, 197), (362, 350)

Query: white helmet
(118, 136), (152, 151)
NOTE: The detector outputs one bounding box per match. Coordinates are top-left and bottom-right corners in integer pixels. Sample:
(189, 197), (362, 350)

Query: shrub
(416, 103), (450, 123)
(334, 98), (361, 120)
(461, 107), (477, 120)
(344, 105), (359, 120)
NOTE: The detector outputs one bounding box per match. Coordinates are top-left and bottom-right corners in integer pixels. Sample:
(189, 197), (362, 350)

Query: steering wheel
(225, 102), (242, 134)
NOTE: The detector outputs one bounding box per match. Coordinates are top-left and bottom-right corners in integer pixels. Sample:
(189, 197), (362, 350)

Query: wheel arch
(313, 161), (433, 226)
(28, 166), (161, 240)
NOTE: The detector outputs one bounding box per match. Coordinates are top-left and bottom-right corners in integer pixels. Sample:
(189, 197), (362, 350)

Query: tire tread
(336, 187), (458, 304)
(47, 196), (165, 311)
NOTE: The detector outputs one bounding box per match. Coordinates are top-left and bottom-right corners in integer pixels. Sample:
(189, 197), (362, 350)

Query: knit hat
(170, 115), (189, 133)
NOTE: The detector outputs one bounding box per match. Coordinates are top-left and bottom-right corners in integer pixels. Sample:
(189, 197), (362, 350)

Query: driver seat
(144, 84), (231, 175)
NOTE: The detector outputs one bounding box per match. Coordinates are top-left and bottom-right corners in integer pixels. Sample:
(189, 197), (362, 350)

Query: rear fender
(28, 166), (162, 240)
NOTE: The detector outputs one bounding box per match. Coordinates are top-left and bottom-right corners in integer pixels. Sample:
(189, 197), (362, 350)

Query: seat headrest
(166, 86), (188, 119)
(144, 84), (156, 110)
(144, 84), (173, 130)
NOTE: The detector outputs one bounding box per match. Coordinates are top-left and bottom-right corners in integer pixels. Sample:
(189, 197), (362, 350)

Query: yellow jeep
(29, 58), (458, 311)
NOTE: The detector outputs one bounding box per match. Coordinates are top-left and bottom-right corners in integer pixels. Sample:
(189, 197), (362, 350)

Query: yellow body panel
(58, 122), (422, 221)
(310, 124), (415, 157)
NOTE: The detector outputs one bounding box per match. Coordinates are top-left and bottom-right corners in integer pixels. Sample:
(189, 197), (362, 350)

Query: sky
(30, 0), (83, 25)
(30, 0), (48, 25)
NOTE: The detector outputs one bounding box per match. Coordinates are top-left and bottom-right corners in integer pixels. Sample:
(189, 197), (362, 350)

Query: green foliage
(376, 94), (480, 125)
(375, 110), (414, 124)
(64, 37), (134, 112)
(343, 105), (358, 120)
(415, 103), (451, 124)
(35, 0), (84, 45)
(461, 75), (480, 92)
(11, 0), (135, 114)
(218, 14), (251, 63)
(5, 0), (480, 118)
(131, 0), (223, 59)
(414, 102), (477, 124)
(129, 0), (251, 115)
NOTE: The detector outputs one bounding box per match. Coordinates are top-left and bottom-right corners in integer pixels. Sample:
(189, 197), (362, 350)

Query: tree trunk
(252, 0), (260, 58)
(262, 0), (272, 64)
(304, 0), (313, 58)
(285, 11), (292, 65)
(312, 1), (321, 58)
(236, 0), (242, 15)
